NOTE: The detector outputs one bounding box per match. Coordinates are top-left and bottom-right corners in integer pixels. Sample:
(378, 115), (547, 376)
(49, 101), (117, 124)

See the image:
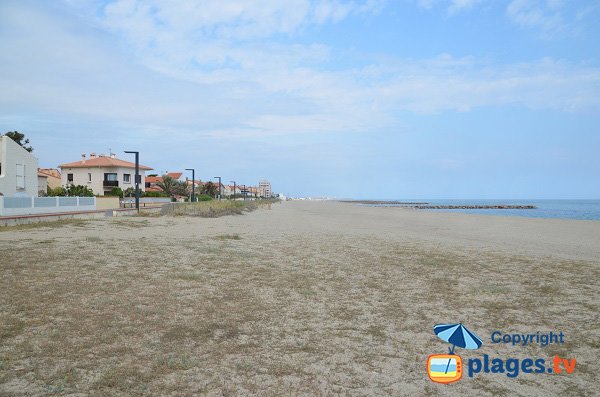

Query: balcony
(103, 180), (119, 187)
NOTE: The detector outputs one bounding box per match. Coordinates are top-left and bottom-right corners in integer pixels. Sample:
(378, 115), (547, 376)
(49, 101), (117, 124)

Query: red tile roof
(166, 172), (182, 179)
(59, 156), (152, 170)
(38, 168), (61, 179)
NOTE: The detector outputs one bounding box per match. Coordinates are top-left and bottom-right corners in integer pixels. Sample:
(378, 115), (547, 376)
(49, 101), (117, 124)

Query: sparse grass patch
(171, 272), (204, 281)
(94, 365), (153, 393)
(155, 354), (198, 371)
(213, 233), (242, 241)
(0, 219), (88, 232)
(365, 324), (387, 340)
(110, 219), (151, 228)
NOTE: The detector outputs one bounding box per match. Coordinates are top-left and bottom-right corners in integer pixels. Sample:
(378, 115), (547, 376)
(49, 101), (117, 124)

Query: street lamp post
(186, 168), (195, 202)
(230, 180), (236, 200)
(214, 176), (222, 200)
(124, 150), (140, 213)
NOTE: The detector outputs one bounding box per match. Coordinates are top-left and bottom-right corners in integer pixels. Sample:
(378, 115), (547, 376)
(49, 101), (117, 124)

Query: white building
(258, 180), (272, 198)
(0, 136), (39, 197)
(59, 153), (153, 196)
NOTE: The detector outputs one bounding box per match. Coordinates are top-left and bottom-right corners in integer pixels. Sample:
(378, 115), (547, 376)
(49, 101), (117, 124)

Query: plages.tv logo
(426, 323), (482, 384)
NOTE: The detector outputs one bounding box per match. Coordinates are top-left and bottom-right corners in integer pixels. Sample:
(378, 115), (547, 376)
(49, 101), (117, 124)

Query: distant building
(145, 172), (186, 193)
(0, 135), (39, 197)
(259, 180), (272, 198)
(37, 172), (48, 195)
(59, 153), (153, 196)
(38, 168), (62, 190)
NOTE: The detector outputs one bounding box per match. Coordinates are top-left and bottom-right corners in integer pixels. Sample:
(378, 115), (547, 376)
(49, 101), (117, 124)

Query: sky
(1, 0), (599, 199)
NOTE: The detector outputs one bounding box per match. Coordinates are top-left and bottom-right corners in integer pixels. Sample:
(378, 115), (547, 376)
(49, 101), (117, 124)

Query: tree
(156, 175), (188, 198)
(200, 181), (218, 198)
(65, 184), (94, 197)
(171, 180), (189, 197)
(47, 186), (66, 197)
(4, 131), (33, 152)
(123, 187), (136, 197)
(108, 187), (124, 197)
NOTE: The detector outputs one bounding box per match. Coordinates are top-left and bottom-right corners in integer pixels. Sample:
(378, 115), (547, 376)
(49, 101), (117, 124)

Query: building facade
(38, 168), (62, 190)
(0, 136), (39, 197)
(259, 180), (272, 198)
(59, 153), (153, 196)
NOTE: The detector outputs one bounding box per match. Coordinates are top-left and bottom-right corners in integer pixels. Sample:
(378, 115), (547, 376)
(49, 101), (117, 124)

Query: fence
(120, 197), (172, 208)
(0, 196), (96, 216)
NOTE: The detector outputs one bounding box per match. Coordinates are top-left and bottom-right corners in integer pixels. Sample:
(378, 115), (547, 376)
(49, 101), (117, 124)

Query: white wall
(60, 165), (147, 196)
(0, 196), (96, 216)
(0, 136), (39, 197)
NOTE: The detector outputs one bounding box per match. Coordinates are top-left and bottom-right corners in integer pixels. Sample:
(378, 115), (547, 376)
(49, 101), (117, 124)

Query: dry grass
(0, 217), (598, 396)
(0, 219), (88, 232)
(162, 199), (277, 217)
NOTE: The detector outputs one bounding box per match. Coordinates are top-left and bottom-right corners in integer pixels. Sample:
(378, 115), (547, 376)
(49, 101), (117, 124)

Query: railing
(0, 196), (97, 216)
(120, 197), (172, 208)
(103, 180), (119, 187)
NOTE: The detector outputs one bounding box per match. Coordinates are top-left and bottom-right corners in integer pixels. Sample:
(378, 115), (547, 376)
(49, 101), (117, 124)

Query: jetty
(411, 205), (537, 210)
(339, 201), (537, 210)
(339, 200), (430, 205)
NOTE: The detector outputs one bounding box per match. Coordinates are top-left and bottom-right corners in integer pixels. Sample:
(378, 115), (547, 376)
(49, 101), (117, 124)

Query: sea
(367, 199), (600, 221)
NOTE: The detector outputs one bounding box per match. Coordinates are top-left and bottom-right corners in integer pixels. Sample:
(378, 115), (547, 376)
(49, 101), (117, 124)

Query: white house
(0, 136), (39, 197)
(59, 153), (153, 196)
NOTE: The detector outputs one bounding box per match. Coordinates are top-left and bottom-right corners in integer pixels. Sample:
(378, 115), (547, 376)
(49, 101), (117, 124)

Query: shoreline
(336, 198), (599, 222)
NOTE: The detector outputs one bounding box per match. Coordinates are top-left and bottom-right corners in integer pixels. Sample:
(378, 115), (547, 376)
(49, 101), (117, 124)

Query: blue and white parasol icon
(433, 323), (482, 375)
(434, 323), (482, 355)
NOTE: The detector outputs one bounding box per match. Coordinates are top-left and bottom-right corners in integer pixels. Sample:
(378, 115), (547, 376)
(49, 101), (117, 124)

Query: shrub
(197, 194), (212, 201)
(47, 186), (66, 197)
(65, 185), (94, 197)
(144, 191), (169, 198)
(107, 187), (124, 197)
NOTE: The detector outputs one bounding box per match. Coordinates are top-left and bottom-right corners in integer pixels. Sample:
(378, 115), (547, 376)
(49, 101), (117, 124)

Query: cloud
(506, 0), (565, 36)
(1, 0), (599, 143)
(506, 0), (599, 37)
(415, 0), (480, 14)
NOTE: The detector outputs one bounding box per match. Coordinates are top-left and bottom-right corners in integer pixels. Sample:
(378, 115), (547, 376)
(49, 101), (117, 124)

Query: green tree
(171, 180), (189, 197)
(4, 131), (33, 152)
(108, 187), (124, 197)
(123, 187), (136, 197)
(156, 175), (177, 197)
(47, 186), (66, 196)
(65, 185), (94, 197)
(156, 175), (189, 198)
(197, 194), (212, 201)
(200, 181), (218, 197)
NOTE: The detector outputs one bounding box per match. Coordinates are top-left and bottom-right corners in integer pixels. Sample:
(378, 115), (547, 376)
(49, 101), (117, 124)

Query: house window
(67, 173), (74, 183)
(16, 164), (25, 189)
(123, 173), (131, 183)
(104, 173), (118, 181)
(88, 173), (92, 182)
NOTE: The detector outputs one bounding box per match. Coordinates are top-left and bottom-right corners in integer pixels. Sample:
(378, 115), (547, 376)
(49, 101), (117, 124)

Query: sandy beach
(1, 200), (598, 396)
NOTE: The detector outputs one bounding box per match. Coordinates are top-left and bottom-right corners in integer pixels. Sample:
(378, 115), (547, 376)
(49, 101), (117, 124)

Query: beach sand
(1, 200), (598, 396)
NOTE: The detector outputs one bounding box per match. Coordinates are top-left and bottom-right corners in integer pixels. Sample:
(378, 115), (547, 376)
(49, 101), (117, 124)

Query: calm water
(370, 199), (600, 221)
